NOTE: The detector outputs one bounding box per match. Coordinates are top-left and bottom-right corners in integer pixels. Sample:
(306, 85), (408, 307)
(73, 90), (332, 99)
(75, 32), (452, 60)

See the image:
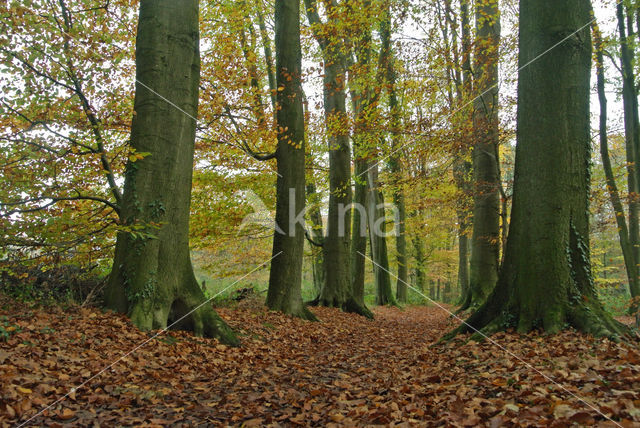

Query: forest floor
(1, 295), (640, 427)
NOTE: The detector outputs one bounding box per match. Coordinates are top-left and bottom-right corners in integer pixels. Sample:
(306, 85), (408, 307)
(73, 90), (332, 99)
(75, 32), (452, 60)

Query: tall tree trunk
(351, 128), (369, 307)
(467, 0), (500, 308)
(349, 3), (374, 308)
(379, 1), (408, 303)
(265, 0), (315, 320)
(305, 0), (372, 317)
(449, 0), (629, 339)
(105, 0), (236, 344)
(593, 21), (640, 319)
(367, 164), (396, 305)
(617, 2), (640, 315)
(453, 0), (472, 308)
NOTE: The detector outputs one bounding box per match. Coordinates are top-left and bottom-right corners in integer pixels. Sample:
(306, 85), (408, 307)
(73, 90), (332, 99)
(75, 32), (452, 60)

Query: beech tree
(462, 0), (501, 310)
(105, 0), (237, 344)
(305, 0), (372, 317)
(265, 0), (315, 320)
(450, 0), (629, 338)
(614, 2), (640, 315)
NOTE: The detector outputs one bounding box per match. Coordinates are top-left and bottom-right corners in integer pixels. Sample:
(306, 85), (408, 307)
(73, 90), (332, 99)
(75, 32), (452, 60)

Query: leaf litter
(1, 296), (639, 426)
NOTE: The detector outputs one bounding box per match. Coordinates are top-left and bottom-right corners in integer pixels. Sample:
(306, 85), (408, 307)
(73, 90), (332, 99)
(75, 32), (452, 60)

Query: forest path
(1, 298), (639, 426)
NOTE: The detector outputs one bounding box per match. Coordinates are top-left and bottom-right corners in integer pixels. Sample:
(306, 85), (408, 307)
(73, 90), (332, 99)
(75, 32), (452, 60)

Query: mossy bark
(265, 0), (316, 321)
(448, 0), (630, 340)
(105, 0), (237, 345)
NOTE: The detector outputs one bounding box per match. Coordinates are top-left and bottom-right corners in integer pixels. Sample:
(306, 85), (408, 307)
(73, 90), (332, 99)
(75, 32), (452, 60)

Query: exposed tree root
(443, 297), (635, 343)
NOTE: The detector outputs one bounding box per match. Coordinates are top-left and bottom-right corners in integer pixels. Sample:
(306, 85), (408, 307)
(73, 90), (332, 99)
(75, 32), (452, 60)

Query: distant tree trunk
(367, 164), (396, 306)
(307, 183), (325, 295)
(265, 0), (315, 320)
(449, 0), (629, 339)
(412, 234), (427, 292)
(617, 3), (640, 315)
(467, 0), (500, 309)
(305, 0), (372, 317)
(444, 280), (451, 303)
(105, 0), (236, 344)
(593, 21), (640, 317)
(379, 3), (408, 303)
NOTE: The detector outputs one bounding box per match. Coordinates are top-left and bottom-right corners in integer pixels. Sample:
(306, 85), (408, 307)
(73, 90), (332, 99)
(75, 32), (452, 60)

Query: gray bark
(105, 0), (236, 344)
(265, 0), (315, 320)
(467, 0), (500, 307)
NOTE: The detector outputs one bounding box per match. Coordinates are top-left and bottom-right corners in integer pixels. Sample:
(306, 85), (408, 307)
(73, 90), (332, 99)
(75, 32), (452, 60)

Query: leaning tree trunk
(466, 0), (500, 309)
(265, 0), (315, 320)
(448, 0), (629, 339)
(105, 0), (236, 344)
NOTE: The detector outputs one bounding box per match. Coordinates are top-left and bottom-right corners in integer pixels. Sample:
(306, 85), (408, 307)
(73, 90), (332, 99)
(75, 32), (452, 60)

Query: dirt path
(1, 300), (639, 426)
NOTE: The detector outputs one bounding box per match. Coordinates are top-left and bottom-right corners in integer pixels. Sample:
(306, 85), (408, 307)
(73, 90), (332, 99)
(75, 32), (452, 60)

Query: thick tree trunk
(467, 0), (500, 308)
(617, 3), (640, 315)
(449, 0), (629, 339)
(105, 0), (236, 344)
(367, 165), (396, 306)
(265, 0), (315, 320)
